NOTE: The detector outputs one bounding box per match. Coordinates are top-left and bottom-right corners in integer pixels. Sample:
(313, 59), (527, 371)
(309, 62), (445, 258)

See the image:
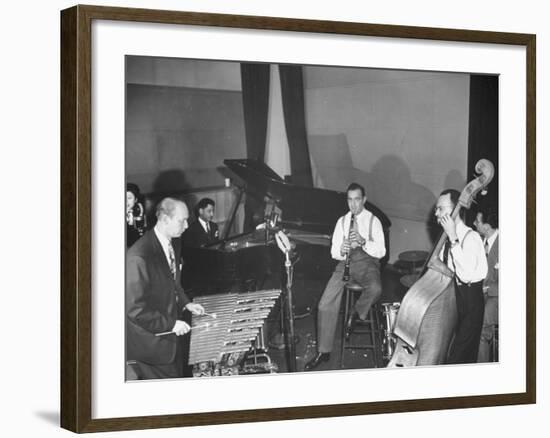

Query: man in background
(183, 198), (219, 248)
(474, 209), (499, 362)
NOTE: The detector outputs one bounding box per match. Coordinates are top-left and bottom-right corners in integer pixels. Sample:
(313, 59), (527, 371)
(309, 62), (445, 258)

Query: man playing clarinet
(304, 183), (386, 371)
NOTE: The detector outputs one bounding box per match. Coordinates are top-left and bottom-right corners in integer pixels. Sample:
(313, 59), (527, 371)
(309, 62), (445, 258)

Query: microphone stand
(282, 247), (297, 372)
(272, 230), (297, 372)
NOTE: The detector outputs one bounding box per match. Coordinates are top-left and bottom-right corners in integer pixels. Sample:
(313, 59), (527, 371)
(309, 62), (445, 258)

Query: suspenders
(341, 212), (375, 241)
(369, 214), (374, 241)
(461, 230), (472, 249)
(450, 229), (473, 285)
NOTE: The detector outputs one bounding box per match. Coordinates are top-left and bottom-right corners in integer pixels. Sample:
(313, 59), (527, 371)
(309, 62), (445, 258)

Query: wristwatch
(451, 238), (459, 248)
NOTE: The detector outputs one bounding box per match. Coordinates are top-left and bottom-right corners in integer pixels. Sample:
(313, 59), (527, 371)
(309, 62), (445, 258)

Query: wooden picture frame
(60, 4), (536, 433)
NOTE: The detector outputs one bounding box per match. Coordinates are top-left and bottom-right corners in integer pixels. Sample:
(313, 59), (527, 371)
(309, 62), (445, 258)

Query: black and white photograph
(124, 56), (499, 380)
(3, 0), (545, 435)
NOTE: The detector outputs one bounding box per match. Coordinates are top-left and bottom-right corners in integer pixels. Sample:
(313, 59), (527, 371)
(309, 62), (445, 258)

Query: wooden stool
(340, 282), (382, 368)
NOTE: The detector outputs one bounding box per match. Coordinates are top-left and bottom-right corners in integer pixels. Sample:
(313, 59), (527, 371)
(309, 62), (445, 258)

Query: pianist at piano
(304, 183), (386, 371)
(126, 198), (205, 380)
(182, 197), (220, 248)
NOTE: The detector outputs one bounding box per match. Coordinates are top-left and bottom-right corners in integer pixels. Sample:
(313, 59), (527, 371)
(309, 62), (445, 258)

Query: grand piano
(181, 159), (391, 299)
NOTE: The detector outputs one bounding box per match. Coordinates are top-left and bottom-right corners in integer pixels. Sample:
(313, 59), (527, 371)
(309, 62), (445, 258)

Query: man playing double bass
(435, 189), (488, 364)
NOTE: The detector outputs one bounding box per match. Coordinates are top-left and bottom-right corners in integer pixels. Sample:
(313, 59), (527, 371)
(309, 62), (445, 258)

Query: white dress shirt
(440, 220), (488, 284)
(330, 209), (386, 261)
(154, 226), (174, 269)
(198, 217), (210, 233)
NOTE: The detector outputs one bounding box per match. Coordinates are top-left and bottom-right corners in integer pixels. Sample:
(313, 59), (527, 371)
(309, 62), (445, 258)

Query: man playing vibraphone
(126, 198), (205, 379)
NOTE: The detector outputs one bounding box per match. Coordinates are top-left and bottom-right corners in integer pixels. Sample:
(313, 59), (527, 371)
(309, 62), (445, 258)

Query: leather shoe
(304, 352), (330, 371)
(345, 312), (359, 339)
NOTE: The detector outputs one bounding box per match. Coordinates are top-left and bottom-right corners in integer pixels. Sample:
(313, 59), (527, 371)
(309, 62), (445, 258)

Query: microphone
(275, 230), (292, 253)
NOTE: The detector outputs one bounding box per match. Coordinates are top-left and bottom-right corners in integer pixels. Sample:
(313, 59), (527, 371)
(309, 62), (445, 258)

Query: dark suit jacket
(182, 220), (219, 248)
(484, 234), (499, 298)
(126, 229), (190, 365)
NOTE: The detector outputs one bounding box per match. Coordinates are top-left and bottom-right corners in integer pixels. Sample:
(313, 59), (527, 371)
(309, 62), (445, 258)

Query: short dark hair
(126, 182), (140, 198)
(439, 189), (460, 207)
(346, 182), (366, 197)
(478, 209), (499, 229)
(439, 189), (465, 221)
(195, 197), (215, 217)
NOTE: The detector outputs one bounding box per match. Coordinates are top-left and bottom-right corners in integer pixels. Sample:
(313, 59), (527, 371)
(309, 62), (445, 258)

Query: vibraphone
(188, 289), (282, 377)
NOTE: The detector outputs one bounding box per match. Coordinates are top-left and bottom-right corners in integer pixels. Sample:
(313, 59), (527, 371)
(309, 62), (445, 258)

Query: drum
(400, 273), (419, 289)
(398, 250), (429, 272)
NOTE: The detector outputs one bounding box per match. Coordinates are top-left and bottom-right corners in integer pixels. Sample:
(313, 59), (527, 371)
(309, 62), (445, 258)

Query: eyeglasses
(434, 204), (453, 212)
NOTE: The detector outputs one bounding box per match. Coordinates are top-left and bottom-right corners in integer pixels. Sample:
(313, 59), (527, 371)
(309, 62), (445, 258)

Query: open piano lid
(224, 159), (391, 237)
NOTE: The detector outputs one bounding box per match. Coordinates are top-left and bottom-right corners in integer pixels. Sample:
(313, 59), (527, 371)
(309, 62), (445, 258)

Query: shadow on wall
(142, 169), (190, 226)
(444, 169), (466, 193)
(136, 167), (239, 229)
(372, 156), (469, 248)
(153, 169), (191, 194)
(308, 134), (437, 222)
(369, 155), (437, 221)
(308, 133), (479, 256)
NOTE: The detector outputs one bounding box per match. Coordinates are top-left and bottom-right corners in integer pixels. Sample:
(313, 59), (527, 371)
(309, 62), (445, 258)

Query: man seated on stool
(473, 208), (499, 362)
(183, 197), (219, 248)
(304, 183), (385, 371)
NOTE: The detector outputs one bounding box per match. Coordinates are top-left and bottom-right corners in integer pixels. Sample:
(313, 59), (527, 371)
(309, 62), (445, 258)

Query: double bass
(388, 159), (494, 367)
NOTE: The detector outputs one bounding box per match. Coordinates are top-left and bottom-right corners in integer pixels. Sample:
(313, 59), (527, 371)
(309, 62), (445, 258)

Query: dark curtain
(466, 75), (499, 224)
(240, 63), (270, 231)
(279, 65), (314, 187)
(240, 63), (270, 161)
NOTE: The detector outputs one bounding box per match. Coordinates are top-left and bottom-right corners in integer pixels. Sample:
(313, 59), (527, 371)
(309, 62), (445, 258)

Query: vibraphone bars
(188, 289), (282, 377)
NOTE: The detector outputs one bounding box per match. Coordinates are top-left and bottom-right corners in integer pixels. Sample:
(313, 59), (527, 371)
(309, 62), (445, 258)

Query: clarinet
(342, 213), (355, 281)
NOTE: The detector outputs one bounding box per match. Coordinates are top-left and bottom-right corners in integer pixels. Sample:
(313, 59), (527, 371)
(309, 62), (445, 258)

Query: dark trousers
(317, 250), (381, 353)
(447, 280), (485, 364)
(478, 295), (498, 362)
(127, 334), (188, 380)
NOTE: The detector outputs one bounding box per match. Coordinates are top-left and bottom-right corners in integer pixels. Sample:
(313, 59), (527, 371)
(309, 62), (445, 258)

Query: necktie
(167, 240), (176, 280)
(484, 239), (489, 255)
(443, 239), (451, 265)
(206, 222), (210, 235)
